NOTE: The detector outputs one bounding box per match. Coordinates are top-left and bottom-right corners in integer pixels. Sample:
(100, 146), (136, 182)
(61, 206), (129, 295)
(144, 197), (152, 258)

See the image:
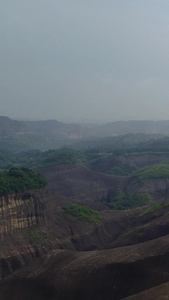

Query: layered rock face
(0, 190), (52, 278)
(0, 189), (82, 277)
(0, 193), (38, 237)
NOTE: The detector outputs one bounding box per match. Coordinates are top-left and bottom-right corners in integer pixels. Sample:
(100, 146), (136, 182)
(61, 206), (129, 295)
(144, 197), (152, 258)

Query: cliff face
(0, 193), (38, 238)
(0, 190), (54, 278)
(0, 190), (123, 252)
(0, 189), (101, 276)
(0, 188), (140, 278)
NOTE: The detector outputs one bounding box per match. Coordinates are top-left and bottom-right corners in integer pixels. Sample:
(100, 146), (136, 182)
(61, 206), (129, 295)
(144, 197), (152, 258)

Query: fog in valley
(1, 1), (169, 122)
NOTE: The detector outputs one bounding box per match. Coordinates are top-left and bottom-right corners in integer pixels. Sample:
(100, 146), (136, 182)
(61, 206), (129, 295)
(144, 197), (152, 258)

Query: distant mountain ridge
(0, 116), (27, 137)
(2, 116), (169, 136)
(1, 116), (169, 152)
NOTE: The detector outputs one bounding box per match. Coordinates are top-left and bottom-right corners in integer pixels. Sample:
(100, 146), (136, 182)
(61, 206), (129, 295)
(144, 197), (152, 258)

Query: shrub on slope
(62, 203), (101, 224)
(132, 163), (169, 181)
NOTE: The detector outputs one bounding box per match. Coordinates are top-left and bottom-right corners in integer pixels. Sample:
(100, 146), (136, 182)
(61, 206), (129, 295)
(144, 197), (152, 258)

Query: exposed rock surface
(2, 235), (169, 300)
(39, 164), (128, 201)
(2, 164), (169, 299)
(39, 164), (169, 202)
(91, 153), (169, 174)
(122, 282), (169, 300)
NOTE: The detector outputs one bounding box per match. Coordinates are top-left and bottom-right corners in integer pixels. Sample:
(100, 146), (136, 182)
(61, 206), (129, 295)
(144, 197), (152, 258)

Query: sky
(1, 0), (169, 122)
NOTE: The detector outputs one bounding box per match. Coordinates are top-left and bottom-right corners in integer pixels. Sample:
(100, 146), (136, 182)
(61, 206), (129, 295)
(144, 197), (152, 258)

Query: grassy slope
(132, 163), (169, 181)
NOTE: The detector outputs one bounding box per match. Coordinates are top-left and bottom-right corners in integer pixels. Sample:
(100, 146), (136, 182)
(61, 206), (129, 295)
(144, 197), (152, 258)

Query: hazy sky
(1, 1), (169, 122)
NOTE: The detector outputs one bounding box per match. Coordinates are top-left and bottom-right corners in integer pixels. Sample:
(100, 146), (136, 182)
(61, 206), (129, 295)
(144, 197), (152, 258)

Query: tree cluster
(0, 167), (47, 195)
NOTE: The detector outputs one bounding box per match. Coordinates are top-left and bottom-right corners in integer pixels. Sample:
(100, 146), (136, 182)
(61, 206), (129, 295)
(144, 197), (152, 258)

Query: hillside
(123, 282), (169, 299)
(1, 124), (169, 298)
(2, 116), (169, 152)
(2, 181), (169, 299)
(2, 234), (169, 300)
(38, 162), (169, 206)
(0, 116), (84, 152)
(38, 164), (128, 202)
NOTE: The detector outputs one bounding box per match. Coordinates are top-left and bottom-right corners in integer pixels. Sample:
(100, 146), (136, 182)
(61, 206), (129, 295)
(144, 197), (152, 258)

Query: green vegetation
(28, 229), (51, 245)
(140, 203), (161, 217)
(140, 198), (169, 217)
(132, 163), (169, 181)
(0, 148), (86, 170)
(41, 148), (86, 166)
(1, 142), (169, 176)
(108, 164), (136, 176)
(62, 203), (101, 224)
(0, 167), (47, 195)
(103, 190), (153, 210)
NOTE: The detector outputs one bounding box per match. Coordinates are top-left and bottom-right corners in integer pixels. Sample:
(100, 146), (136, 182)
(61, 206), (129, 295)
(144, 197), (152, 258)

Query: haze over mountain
(1, 115), (169, 152)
